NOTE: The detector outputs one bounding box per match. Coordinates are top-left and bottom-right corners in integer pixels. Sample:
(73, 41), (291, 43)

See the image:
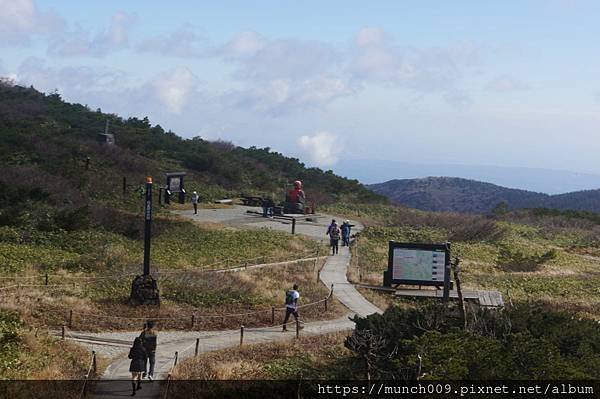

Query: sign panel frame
(384, 241), (451, 291)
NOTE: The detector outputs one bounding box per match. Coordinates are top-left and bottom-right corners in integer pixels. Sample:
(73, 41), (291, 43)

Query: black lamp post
(129, 176), (160, 306)
(143, 176), (152, 275)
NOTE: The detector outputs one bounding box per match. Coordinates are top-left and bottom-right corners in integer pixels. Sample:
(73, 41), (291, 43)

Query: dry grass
(1, 259), (346, 332)
(356, 287), (395, 311)
(172, 331), (353, 380)
(0, 327), (103, 381)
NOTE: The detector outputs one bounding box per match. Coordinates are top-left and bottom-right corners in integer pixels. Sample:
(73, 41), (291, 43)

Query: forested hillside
(369, 177), (600, 214)
(0, 82), (384, 209)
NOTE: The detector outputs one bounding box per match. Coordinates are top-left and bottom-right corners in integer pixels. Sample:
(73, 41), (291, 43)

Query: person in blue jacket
(341, 220), (351, 247)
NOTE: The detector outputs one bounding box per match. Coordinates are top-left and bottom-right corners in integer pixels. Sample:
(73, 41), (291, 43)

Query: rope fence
(0, 250), (323, 285)
(53, 284), (333, 399)
(41, 284), (335, 333)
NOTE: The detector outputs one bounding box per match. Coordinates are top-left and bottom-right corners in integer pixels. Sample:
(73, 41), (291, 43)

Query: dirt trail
(85, 206), (381, 397)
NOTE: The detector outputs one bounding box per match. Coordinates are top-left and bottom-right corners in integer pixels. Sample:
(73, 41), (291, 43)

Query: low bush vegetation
(0, 309), (93, 380)
(346, 302), (600, 380)
(496, 246), (558, 272)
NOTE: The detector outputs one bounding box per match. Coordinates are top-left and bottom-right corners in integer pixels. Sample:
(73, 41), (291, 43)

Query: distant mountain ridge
(334, 159), (600, 194)
(369, 177), (600, 214)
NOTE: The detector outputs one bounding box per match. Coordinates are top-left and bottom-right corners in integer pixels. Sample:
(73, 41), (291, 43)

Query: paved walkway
(86, 206), (381, 397)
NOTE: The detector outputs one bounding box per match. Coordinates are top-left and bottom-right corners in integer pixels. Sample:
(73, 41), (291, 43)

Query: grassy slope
(0, 309), (98, 381)
(172, 332), (356, 380)
(173, 203), (600, 381)
(326, 203), (600, 318)
(0, 83), (386, 377)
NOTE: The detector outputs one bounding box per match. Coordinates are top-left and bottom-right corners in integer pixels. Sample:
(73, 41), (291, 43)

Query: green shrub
(496, 246), (557, 272)
(345, 302), (600, 380)
(0, 311), (22, 376)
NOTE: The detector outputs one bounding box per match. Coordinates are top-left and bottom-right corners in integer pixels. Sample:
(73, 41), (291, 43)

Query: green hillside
(0, 82), (375, 379)
(369, 177), (600, 214)
(0, 82), (384, 209)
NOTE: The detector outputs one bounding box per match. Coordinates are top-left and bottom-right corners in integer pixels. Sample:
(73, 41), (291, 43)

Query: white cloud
(485, 75), (529, 92)
(214, 31), (351, 115)
(227, 76), (354, 116)
(0, 0), (64, 44)
(15, 57), (127, 93)
(219, 31), (266, 58)
(48, 12), (135, 57)
(137, 25), (206, 58)
(297, 131), (342, 167)
(151, 67), (200, 114)
(355, 27), (387, 47)
(349, 27), (480, 93)
(218, 33), (339, 81)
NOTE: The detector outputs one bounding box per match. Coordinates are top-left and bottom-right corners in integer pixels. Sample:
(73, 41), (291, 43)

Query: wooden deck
(358, 284), (504, 307)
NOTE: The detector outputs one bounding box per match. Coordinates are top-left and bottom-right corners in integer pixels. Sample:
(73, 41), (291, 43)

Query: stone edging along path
(86, 207), (382, 397)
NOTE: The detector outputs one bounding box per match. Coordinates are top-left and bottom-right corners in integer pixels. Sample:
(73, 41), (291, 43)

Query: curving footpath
(89, 207), (382, 397)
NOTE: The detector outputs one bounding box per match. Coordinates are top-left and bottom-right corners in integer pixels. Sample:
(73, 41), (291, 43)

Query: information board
(384, 242), (450, 288)
(169, 176), (181, 192)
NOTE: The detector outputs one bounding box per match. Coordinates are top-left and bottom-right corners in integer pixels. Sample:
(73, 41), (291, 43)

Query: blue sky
(1, 0), (599, 175)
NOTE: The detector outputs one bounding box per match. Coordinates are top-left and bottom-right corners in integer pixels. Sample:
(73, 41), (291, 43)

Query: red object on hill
(289, 180), (305, 204)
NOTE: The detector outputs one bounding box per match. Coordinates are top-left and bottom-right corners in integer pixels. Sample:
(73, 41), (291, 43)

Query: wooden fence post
(195, 338), (200, 357)
(291, 218), (296, 235)
(68, 310), (73, 329)
(61, 325), (65, 340)
(240, 325), (244, 346)
(191, 314), (195, 329)
(295, 318), (300, 339)
(451, 258), (466, 329)
(174, 351), (178, 367)
(271, 306), (275, 325)
(92, 351), (97, 373)
(45, 273), (48, 286)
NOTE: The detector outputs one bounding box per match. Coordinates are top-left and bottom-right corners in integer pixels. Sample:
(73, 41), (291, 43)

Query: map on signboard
(392, 248), (445, 282)
(169, 177), (181, 192)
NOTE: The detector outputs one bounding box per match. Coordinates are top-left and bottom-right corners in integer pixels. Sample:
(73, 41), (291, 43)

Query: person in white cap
(191, 191), (199, 214)
(341, 220), (351, 246)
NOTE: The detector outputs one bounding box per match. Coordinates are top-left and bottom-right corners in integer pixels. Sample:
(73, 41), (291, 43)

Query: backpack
(330, 226), (340, 240)
(285, 290), (294, 305)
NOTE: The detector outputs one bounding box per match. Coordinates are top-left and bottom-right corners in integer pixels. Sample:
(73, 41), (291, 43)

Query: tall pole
(143, 176), (153, 276)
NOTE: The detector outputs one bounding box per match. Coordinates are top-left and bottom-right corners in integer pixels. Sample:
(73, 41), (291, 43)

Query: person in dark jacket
(326, 219), (341, 255)
(140, 321), (158, 381)
(341, 220), (351, 247)
(128, 337), (147, 395)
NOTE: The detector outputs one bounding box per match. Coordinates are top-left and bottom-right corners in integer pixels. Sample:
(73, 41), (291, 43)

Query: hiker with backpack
(140, 320), (158, 381)
(282, 284), (300, 332)
(326, 219), (341, 255)
(128, 337), (147, 396)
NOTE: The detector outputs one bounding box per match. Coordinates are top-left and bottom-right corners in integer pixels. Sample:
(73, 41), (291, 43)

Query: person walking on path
(282, 284), (300, 332)
(140, 321), (158, 381)
(191, 191), (200, 214)
(341, 220), (351, 247)
(326, 219), (341, 255)
(128, 337), (147, 396)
